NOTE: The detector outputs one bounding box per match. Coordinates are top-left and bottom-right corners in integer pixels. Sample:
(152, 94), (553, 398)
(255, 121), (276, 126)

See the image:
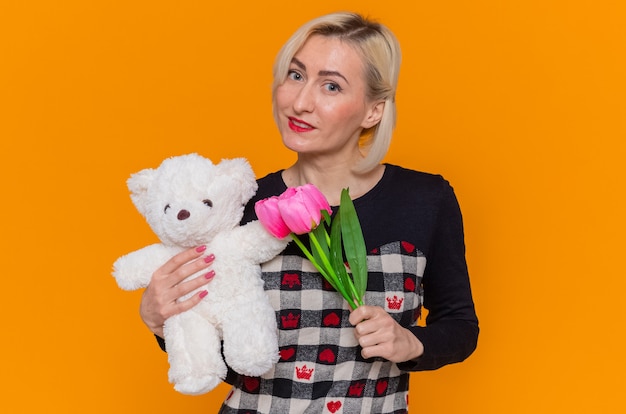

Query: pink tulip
(255, 196), (291, 238)
(255, 184), (332, 237)
(277, 184), (331, 235)
(300, 184), (332, 215)
(256, 185), (365, 310)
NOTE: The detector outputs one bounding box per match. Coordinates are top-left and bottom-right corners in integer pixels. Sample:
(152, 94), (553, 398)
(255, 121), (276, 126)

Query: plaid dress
(219, 165), (478, 413)
(219, 240), (425, 414)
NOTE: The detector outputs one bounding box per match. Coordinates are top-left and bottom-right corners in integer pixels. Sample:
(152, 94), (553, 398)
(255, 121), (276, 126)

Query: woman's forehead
(294, 35), (365, 78)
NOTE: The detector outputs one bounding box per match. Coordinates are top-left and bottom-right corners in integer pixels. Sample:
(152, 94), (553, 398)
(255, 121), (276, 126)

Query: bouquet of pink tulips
(255, 184), (367, 310)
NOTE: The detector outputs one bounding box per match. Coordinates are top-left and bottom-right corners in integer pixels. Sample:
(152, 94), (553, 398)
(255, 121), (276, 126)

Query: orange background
(1, 1), (625, 412)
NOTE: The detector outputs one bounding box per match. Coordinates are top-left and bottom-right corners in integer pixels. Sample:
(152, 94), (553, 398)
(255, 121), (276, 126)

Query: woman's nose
(293, 83), (315, 113)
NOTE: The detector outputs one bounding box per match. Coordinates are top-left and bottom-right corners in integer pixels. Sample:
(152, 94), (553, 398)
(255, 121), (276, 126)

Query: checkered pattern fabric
(219, 241), (425, 414)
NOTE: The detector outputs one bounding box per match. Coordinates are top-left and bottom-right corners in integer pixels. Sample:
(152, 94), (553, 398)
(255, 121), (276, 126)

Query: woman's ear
(362, 100), (385, 129)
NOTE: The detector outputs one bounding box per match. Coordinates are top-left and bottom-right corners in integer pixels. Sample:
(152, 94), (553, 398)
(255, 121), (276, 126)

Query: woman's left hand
(349, 305), (424, 363)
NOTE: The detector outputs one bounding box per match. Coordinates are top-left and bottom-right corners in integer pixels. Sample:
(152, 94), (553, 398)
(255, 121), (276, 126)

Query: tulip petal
(301, 184), (332, 215)
(255, 196), (291, 238)
(278, 192), (313, 234)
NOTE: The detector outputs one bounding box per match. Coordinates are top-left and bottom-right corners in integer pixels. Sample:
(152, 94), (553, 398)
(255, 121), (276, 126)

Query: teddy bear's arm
(112, 243), (181, 291)
(232, 220), (291, 264)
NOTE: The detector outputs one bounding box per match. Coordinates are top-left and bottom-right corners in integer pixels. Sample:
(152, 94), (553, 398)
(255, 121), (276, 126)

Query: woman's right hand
(139, 245), (215, 338)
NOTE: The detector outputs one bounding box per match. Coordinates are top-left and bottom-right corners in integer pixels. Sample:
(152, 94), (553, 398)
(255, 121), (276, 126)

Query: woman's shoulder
(383, 164), (452, 194)
(354, 164), (455, 213)
(254, 170), (287, 199)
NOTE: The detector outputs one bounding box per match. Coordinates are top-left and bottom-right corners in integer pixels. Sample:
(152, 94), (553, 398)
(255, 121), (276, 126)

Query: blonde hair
(272, 12), (402, 173)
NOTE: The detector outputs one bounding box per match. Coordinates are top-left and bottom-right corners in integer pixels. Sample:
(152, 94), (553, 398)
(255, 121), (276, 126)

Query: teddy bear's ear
(216, 158), (258, 204)
(127, 168), (155, 216)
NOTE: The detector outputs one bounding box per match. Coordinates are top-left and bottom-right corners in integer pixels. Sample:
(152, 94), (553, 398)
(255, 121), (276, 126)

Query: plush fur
(112, 153), (289, 395)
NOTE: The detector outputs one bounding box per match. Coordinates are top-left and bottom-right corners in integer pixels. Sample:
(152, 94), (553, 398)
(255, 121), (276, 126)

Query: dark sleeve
(155, 334), (166, 351)
(397, 180), (479, 371)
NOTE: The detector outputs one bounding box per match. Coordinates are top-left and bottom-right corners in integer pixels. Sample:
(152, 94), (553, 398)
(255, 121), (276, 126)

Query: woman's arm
(398, 180), (479, 371)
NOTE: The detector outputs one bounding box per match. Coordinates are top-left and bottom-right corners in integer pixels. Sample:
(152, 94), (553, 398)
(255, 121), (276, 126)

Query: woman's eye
(164, 204), (171, 213)
(325, 82), (341, 92)
(203, 199), (213, 207)
(287, 70), (303, 81)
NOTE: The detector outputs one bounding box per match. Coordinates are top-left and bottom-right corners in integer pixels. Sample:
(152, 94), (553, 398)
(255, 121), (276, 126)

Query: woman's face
(274, 35), (382, 161)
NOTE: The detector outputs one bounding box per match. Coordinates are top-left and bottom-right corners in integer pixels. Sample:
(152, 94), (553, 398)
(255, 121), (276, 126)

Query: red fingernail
(196, 245), (207, 253)
(199, 290), (208, 299)
(205, 270), (215, 279)
(204, 254), (215, 263)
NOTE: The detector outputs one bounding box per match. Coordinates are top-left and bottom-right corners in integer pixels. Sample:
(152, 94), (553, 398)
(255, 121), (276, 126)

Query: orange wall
(1, 1), (625, 412)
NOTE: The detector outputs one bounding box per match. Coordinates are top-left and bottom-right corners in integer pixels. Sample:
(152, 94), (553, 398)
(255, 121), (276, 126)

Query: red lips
(288, 117), (314, 132)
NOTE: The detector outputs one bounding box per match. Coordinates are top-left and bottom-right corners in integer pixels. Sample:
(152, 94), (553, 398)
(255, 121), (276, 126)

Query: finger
(361, 342), (389, 360)
(168, 253), (215, 287)
(172, 289), (209, 314)
(353, 320), (376, 341)
(349, 305), (372, 326)
(172, 269), (215, 300)
(355, 320), (388, 345)
(157, 246), (208, 276)
(349, 305), (381, 327)
(150, 274), (212, 322)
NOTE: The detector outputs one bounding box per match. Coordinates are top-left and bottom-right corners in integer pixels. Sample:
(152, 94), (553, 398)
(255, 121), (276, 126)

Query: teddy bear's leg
(221, 292), (279, 377)
(164, 310), (226, 395)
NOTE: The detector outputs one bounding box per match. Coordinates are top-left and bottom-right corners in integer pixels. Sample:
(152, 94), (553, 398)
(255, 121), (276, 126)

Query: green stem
(309, 232), (356, 309)
(290, 232), (360, 310)
(290, 234), (333, 283)
(308, 232), (335, 278)
(346, 278), (363, 307)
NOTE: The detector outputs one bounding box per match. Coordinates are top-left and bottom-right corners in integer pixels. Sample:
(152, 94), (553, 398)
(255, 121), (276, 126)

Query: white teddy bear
(112, 153), (289, 395)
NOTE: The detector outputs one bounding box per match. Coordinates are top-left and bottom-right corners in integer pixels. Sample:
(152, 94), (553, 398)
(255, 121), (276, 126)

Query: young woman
(139, 12), (478, 413)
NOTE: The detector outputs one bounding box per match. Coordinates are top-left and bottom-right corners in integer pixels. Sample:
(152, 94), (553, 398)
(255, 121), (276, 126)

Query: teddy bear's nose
(177, 210), (190, 220)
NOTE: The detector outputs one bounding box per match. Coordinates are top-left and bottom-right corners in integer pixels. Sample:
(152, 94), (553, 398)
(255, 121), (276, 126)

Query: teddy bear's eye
(164, 204), (171, 213)
(203, 199), (213, 208)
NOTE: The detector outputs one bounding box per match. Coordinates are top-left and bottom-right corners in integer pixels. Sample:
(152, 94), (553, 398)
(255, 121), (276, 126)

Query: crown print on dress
(281, 312), (300, 329)
(348, 382), (365, 397)
(386, 295), (404, 310)
(295, 364), (314, 380)
(281, 273), (301, 288)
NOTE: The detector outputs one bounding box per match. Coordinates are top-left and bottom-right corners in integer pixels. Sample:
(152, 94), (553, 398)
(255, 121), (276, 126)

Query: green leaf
(340, 188), (368, 301)
(329, 208), (344, 276)
(309, 230), (354, 303)
(311, 221), (329, 269)
(329, 209), (358, 309)
(322, 209), (332, 226)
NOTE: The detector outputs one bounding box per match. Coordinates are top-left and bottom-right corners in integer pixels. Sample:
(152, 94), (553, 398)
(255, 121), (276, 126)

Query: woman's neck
(282, 160), (385, 206)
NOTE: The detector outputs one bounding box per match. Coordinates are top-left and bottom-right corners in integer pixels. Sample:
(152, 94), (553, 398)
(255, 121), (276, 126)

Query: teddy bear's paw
(174, 375), (222, 396)
(237, 362), (274, 377)
(224, 335), (279, 377)
(228, 351), (278, 377)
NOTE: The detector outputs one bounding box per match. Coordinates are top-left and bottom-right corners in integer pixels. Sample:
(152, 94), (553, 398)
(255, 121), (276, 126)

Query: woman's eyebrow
(291, 57), (349, 84)
(291, 57), (307, 71)
(318, 70), (349, 84)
